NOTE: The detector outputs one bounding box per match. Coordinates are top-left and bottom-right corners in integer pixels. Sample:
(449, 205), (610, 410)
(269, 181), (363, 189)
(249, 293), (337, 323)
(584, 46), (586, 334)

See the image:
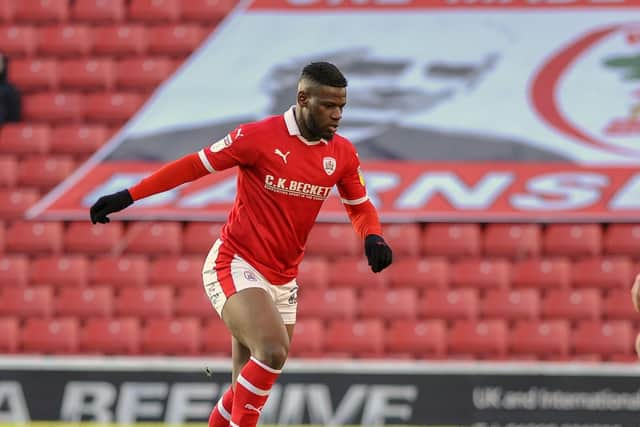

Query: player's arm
(338, 154), (392, 273)
(90, 125), (256, 224)
(632, 274), (640, 313)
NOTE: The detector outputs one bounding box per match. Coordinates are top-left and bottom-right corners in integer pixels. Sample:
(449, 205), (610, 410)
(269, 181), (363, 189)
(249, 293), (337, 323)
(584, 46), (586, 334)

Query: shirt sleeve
(336, 145), (369, 206)
(197, 124), (260, 173)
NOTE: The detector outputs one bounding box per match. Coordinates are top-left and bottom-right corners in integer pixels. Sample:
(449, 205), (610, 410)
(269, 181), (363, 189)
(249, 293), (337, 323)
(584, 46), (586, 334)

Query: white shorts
(202, 239), (298, 324)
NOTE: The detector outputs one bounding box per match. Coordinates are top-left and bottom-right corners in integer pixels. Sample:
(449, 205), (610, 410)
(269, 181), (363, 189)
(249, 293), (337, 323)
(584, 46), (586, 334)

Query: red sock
(230, 356), (281, 427)
(209, 386), (234, 427)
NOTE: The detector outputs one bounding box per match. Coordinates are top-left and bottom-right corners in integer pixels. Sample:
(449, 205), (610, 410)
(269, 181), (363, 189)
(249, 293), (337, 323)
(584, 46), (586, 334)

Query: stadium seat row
(0, 0), (234, 25)
(0, 155), (76, 190)
(0, 316), (635, 361)
(1, 221), (638, 259)
(13, 57), (180, 92)
(1, 251), (637, 293)
(1, 286), (638, 323)
(0, 124), (111, 156)
(0, 24), (207, 57)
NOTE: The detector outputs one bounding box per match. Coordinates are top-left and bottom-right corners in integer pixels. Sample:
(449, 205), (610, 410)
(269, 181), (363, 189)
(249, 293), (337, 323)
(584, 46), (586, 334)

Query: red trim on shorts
(214, 242), (238, 298)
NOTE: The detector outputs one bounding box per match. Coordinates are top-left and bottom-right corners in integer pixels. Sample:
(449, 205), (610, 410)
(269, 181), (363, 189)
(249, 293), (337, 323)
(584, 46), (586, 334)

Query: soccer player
(89, 62), (393, 427)
(632, 274), (640, 358)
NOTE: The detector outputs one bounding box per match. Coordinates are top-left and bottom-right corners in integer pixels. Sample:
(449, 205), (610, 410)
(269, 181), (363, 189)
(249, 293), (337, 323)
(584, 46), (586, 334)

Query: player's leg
(222, 287), (289, 427)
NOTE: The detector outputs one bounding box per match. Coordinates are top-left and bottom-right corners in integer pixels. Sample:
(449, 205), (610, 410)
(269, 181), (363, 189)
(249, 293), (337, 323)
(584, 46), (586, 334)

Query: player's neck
(293, 106), (321, 142)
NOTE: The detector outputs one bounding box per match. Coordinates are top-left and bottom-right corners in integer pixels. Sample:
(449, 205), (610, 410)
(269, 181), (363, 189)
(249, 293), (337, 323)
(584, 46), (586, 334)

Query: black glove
(364, 234), (393, 273)
(89, 189), (133, 224)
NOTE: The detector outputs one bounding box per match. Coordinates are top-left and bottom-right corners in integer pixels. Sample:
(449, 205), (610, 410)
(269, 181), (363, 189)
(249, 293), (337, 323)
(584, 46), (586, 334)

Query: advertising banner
(28, 1), (640, 221)
(1, 360), (639, 426)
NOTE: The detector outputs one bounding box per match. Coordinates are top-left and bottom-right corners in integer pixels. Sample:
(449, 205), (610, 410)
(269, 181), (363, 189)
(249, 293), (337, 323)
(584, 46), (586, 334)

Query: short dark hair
(300, 62), (347, 88)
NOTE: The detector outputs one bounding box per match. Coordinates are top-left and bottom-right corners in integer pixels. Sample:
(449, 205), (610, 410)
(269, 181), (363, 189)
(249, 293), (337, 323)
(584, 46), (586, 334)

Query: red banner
(35, 162), (640, 222)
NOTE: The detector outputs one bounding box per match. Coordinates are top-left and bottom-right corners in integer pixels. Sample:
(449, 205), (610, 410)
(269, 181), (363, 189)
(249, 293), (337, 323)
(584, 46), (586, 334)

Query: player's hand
(89, 189), (133, 224)
(632, 273), (640, 313)
(364, 234), (392, 273)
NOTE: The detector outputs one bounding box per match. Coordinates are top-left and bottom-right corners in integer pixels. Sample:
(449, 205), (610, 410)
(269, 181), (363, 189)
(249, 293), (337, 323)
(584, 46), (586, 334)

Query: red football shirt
(198, 107), (369, 285)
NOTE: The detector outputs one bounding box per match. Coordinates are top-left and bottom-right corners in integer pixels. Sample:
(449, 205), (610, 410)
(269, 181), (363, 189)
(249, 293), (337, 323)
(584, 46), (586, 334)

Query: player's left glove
(365, 234), (393, 273)
(89, 189), (133, 224)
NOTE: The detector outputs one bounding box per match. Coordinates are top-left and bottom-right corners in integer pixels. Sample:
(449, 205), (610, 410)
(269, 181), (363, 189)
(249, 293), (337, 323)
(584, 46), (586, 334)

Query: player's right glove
(89, 189), (133, 224)
(364, 234), (393, 273)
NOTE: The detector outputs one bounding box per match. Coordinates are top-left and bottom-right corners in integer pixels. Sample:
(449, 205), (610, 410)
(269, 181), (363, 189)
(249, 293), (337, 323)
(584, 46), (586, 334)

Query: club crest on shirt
(322, 156), (336, 176)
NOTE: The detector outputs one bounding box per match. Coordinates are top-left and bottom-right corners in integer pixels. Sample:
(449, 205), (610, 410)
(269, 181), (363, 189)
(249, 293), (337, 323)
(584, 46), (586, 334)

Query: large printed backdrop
(30, 1), (640, 221)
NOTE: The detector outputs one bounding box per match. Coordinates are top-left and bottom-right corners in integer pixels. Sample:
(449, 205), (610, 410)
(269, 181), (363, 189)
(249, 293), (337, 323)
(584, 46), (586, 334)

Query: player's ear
(297, 89), (309, 107)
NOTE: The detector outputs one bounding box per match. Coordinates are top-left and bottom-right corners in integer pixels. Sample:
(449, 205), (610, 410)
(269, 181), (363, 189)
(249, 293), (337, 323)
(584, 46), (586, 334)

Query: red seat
(18, 155), (75, 191)
(124, 222), (182, 255)
(422, 224), (480, 258)
(603, 224), (640, 257)
(0, 255), (29, 288)
(0, 0), (14, 22)
(450, 258), (510, 290)
(201, 319), (231, 355)
(305, 223), (360, 257)
(51, 124), (108, 155)
(1, 286), (53, 318)
(23, 93), (85, 123)
(141, 318), (200, 355)
(72, 0), (125, 23)
(419, 289), (479, 321)
(80, 317), (140, 355)
(385, 319), (446, 358)
(481, 289), (539, 321)
(149, 255), (203, 288)
(12, 59), (58, 92)
(91, 255), (148, 288)
(543, 224), (602, 258)
(38, 25), (93, 56)
(174, 287), (212, 319)
(21, 318), (78, 354)
(541, 289), (601, 321)
(328, 257), (387, 289)
(14, 0), (68, 23)
(298, 288), (355, 320)
(0, 156), (17, 187)
(116, 57), (175, 90)
(59, 59), (116, 91)
(64, 221), (123, 254)
(289, 318), (324, 358)
(0, 188), (40, 219)
(511, 258), (571, 290)
(0, 25), (38, 56)
(386, 257), (449, 290)
(6, 221), (63, 254)
(571, 256), (632, 290)
(448, 320), (508, 358)
(0, 317), (18, 353)
(0, 123), (51, 155)
(603, 289), (639, 321)
(572, 320), (633, 357)
(509, 320), (570, 358)
(92, 25), (148, 56)
(85, 92), (144, 125)
(483, 224), (541, 259)
(181, 221), (223, 254)
(325, 319), (384, 357)
(129, 0), (180, 22)
(296, 257), (328, 289)
(382, 223), (421, 257)
(30, 255), (88, 288)
(358, 289), (417, 320)
(55, 286), (113, 319)
(148, 24), (206, 56)
(115, 286), (173, 319)
(181, 0), (234, 23)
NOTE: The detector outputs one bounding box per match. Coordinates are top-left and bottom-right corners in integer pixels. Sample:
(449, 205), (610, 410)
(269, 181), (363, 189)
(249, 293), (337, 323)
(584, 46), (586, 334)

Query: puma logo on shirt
(274, 148), (290, 164)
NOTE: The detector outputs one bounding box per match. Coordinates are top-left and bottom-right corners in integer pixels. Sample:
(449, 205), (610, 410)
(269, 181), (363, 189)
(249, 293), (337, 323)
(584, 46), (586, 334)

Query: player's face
(303, 86), (347, 140)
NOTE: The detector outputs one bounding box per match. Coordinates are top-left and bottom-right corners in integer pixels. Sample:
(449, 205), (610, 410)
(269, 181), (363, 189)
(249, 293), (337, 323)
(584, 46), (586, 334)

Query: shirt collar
(284, 106), (328, 146)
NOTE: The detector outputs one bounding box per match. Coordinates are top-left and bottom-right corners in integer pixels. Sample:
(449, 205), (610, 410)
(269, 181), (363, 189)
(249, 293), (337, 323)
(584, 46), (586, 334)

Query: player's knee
(253, 341), (289, 369)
